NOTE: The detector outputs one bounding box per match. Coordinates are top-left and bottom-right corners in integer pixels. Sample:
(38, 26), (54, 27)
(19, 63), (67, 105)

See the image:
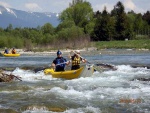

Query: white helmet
(76, 50), (80, 53)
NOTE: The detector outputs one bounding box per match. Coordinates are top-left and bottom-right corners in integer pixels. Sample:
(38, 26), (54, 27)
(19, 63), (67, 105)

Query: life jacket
(12, 49), (16, 54)
(55, 57), (66, 68)
(72, 56), (81, 66)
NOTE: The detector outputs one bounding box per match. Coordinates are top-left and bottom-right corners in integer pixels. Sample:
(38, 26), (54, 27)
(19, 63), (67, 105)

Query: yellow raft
(44, 64), (95, 79)
(3, 53), (20, 57)
(44, 67), (84, 79)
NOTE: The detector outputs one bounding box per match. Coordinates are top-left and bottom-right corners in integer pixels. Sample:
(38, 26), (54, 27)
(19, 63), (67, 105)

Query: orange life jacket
(12, 49), (16, 54)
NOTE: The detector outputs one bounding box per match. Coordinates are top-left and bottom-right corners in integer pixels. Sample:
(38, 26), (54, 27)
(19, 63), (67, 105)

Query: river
(0, 49), (150, 113)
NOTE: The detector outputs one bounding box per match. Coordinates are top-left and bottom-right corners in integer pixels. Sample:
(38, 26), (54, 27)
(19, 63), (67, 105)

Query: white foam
(6, 65), (149, 85)
(1, 64), (150, 112)
(11, 68), (54, 81)
(63, 106), (101, 113)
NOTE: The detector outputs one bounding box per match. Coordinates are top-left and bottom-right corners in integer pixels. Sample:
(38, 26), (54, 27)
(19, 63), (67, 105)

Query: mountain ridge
(0, 5), (60, 28)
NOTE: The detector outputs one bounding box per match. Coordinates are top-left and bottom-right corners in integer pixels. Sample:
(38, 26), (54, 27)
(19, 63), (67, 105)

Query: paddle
(55, 61), (70, 66)
(71, 51), (98, 71)
(34, 61), (70, 73)
(34, 66), (50, 73)
(72, 51), (117, 71)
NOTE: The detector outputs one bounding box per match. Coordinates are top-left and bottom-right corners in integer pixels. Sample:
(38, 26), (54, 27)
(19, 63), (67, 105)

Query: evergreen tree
(5, 24), (13, 32)
(113, 1), (129, 40)
(93, 7), (115, 41)
(143, 11), (150, 25)
(134, 14), (143, 33)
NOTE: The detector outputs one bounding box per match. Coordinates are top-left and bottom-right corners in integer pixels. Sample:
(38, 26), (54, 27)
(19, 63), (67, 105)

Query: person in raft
(69, 50), (86, 70)
(52, 50), (70, 72)
(11, 48), (16, 54)
(4, 47), (9, 54)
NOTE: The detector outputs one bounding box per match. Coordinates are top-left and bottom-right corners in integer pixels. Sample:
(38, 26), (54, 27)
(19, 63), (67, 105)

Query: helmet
(76, 50), (80, 54)
(57, 50), (62, 55)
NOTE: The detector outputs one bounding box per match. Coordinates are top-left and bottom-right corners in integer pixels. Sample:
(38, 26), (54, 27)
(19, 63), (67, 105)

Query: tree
(94, 11), (101, 18)
(59, 0), (93, 33)
(56, 20), (75, 32)
(5, 24), (13, 32)
(113, 1), (130, 40)
(85, 20), (95, 37)
(143, 11), (150, 25)
(134, 14), (143, 32)
(93, 7), (115, 41)
(41, 23), (54, 35)
(21, 28), (31, 39)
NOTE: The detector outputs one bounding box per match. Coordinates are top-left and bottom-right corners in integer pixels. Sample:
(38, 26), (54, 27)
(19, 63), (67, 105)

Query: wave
(1, 64), (148, 82)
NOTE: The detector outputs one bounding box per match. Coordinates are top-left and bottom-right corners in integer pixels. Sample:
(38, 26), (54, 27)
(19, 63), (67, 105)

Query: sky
(0, 0), (149, 14)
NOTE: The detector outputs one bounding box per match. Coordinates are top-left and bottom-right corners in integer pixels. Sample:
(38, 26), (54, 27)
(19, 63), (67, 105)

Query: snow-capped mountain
(0, 5), (60, 28)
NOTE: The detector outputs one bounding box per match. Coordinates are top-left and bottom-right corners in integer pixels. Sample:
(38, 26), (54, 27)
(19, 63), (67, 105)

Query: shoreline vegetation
(1, 1), (150, 54)
(0, 40), (150, 55)
(0, 40), (150, 72)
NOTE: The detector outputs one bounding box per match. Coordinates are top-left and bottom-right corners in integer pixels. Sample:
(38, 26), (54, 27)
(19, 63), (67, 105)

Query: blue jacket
(53, 57), (67, 72)
(4, 49), (9, 54)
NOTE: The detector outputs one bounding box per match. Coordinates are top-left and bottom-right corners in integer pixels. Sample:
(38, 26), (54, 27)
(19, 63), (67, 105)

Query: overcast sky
(0, 0), (149, 13)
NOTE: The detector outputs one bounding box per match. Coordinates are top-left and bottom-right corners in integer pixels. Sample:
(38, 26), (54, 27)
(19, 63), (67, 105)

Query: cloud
(25, 3), (42, 12)
(123, 0), (146, 13)
(45, 0), (71, 12)
(134, 7), (145, 14)
(123, 0), (136, 10)
(0, 1), (11, 7)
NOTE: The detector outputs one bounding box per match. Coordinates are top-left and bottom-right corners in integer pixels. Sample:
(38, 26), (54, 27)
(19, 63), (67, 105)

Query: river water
(0, 50), (150, 113)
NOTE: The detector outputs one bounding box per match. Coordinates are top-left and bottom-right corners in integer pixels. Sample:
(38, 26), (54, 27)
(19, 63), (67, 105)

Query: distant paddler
(11, 47), (16, 54)
(2, 47), (20, 57)
(4, 47), (9, 54)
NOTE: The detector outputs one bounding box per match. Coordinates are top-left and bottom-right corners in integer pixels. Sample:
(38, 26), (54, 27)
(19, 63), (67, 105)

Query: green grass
(1, 39), (149, 51)
(93, 39), (150, 49)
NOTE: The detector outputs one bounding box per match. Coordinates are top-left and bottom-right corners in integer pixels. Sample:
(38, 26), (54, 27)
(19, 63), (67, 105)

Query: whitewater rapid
(1, 64), (149, 113)
(0, 51), (150, 113)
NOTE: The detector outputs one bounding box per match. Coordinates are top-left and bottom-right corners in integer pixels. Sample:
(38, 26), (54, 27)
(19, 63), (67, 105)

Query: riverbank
(0, 52), (150, 113)
(0, 40), (150, 55)
(0, 48), (150, 56)
(94, 39), (150, 49)
(18, 48), (150, 55)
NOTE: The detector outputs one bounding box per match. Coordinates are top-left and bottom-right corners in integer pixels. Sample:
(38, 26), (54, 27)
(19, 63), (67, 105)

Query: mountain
(0, 5), (60, 28)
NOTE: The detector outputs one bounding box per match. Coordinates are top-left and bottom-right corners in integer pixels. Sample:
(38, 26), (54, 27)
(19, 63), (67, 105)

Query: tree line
(0, 0), (150, 50)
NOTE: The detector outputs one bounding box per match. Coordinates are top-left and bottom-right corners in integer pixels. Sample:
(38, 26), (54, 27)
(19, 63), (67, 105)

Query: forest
(0, 0), (150, 50)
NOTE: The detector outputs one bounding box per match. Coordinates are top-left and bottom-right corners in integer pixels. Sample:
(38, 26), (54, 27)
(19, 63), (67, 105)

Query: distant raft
(2, 53), (20, 57)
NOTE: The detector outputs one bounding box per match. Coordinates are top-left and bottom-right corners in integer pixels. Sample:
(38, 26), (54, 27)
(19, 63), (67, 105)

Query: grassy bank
(1, 40), (150, 52)
(93, 39), (150, 50)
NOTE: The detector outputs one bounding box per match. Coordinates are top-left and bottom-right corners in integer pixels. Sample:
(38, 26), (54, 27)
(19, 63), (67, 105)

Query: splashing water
(0, 52), (150, 113)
